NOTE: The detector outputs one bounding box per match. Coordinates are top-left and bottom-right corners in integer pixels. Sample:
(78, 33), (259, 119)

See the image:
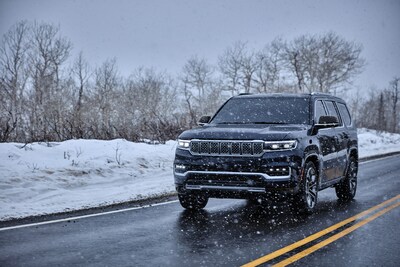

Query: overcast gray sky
(1, 0), (399, 91)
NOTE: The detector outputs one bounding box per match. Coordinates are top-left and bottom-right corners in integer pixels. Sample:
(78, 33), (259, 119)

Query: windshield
(211, 97), (310, 125)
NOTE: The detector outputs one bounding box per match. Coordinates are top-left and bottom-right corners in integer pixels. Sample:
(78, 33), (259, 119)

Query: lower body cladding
(174, 149), (303, 200)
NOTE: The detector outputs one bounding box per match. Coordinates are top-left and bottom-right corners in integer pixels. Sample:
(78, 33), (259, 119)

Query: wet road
(1, 155), (399, 266)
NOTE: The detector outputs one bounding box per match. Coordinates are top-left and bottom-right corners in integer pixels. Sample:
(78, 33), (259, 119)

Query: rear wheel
(336, 156), (358, 201)
(292, 161), (318, 214)
(178, 193), (208, 210)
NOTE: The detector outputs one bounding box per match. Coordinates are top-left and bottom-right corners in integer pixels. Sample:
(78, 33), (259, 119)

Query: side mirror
(198, 115), (211, 126)
(319, 115), (339, 125)
(315, 116), (339, 129)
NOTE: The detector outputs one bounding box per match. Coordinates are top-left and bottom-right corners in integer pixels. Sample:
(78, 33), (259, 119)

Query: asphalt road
(1, 155), (399, 267)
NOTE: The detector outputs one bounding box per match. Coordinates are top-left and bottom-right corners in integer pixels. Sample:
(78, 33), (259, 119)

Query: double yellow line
(242, 194), (400, 267)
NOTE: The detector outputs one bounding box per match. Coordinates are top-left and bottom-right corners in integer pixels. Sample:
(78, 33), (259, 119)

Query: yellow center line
(273, 201), (400, 267)
(242, 194), (400, 267)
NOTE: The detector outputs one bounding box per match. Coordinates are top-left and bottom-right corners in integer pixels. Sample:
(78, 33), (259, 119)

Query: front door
(315, 100), (338, 183)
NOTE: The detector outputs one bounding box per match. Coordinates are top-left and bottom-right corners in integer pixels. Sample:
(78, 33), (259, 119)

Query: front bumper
(174, 148), (304, 198)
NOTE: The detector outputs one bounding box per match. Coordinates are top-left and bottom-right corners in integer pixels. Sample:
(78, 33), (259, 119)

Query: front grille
(190, 140), (264, 157)
(186, 174), (265, 187)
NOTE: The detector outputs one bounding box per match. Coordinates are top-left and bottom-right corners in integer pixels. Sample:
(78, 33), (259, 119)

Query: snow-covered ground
(357, 128), (400, 158)
(0, 139), (177, 221)
(1, 128), (399, 221)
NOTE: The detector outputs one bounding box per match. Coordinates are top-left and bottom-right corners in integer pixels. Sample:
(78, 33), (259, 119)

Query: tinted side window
(325, 101), (338, 116)
(324, 101), (342, 125)
(337, 103), (351, 126)
(315, 100), (326, 123)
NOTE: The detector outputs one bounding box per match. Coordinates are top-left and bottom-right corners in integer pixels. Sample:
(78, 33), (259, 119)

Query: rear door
(314, 100), (338, 182)
(324, 100), (345, 179)
(336, 102), (352, 177)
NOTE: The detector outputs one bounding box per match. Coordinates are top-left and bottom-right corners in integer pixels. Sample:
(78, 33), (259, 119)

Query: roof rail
(310, 92), (331, 96)
(238, 93), (253, 96)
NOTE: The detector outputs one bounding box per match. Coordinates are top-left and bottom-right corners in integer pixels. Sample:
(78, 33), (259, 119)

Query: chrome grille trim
(189, 140), (265, 157)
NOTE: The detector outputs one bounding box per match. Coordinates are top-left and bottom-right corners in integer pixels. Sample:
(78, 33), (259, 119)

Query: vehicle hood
(178, 124), (309, 141)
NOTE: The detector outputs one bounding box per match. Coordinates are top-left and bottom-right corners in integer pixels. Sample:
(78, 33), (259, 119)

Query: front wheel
(178, 193), (208, 210)
(336, 156), (358, 201)
(292, 161), (318, 214)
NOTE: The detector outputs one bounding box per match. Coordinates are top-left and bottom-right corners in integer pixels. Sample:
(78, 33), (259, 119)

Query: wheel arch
(303, 152), (321, 186)
(346, 148), (359, 176)
(349, 148), (359, 164)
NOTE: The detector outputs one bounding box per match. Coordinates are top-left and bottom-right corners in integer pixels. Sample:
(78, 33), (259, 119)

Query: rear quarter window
(337, 102), (352, 126)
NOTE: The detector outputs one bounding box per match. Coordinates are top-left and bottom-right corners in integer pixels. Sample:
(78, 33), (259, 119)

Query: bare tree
(389, 77), (399, 133)
(254, 38), (285, 93)
(116, 68), (179, 142)
(182, 56), (214, 111)
(284, 32), (365, 94)
(71, 52), (91, 138)
(0, 21), (30, 141)
(180, 77), (198, 127)
(239, 49), (257, 94)
(218, 42), (245, 96)
(181, 56), (217, 118)
(284, 37), (308, 92)
(377, 92), (387, 131)
(348, 87), (363, 126)
(91, 58), (120, 139)
(219, 41), (261, 94)
(27, 21), (72, 141)
(356, 89), (378, 130)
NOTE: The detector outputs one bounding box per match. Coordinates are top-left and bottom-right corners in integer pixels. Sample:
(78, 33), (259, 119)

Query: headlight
(177, 139), (190, 149)
(264, 140), (297, 151)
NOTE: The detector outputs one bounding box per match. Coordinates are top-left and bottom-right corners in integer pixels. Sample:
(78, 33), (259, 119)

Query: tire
(178, 193), (208, 210)
(336, 156), (358, 201)
(292, 161), (318, 214)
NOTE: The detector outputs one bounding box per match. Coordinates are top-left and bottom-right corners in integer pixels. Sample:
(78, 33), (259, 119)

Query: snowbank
(1, 128), (399, 221)
(358, 128), (400, 158)
(0, 139), (176, 220)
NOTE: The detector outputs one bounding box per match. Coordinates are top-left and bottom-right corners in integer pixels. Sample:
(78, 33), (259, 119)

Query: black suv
(174, 93), (358, 213)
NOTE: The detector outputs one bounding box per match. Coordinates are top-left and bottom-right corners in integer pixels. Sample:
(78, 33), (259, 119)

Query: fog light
(174, 164), (187, 173)
(265, 166), (290, 177)
(175, 164), (186, 170)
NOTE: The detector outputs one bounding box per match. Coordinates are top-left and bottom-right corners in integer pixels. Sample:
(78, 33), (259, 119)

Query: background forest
(1, 21), (399, 143)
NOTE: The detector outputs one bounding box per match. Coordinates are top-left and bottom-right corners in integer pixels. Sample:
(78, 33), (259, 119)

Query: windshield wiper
(216, 122), (249, 125)
(216, 121), (287, 125)
(252, 122), (287, 124)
